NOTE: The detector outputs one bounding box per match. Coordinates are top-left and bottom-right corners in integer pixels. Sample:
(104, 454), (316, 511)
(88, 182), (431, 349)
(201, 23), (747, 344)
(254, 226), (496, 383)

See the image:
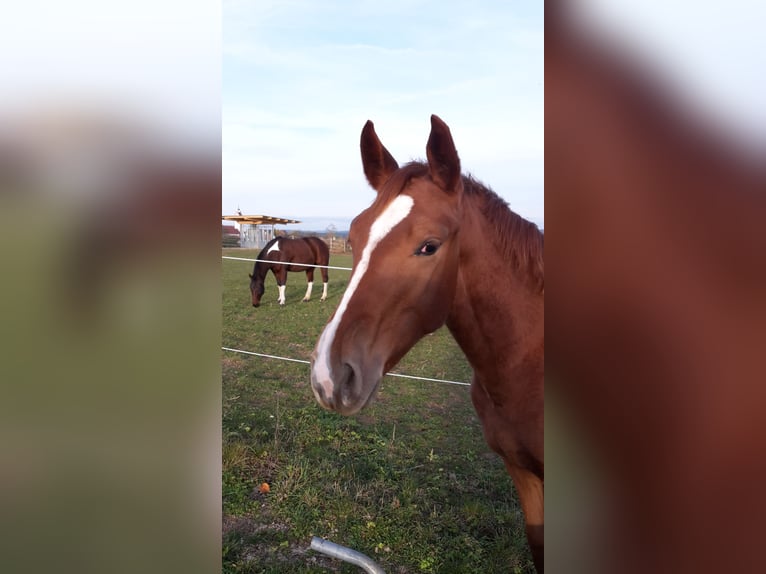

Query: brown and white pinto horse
(310, 116), (544, 571)
(249, 236), (329, 307)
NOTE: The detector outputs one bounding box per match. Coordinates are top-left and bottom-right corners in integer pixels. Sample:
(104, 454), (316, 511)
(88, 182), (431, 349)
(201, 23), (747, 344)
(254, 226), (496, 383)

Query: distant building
(221, 214), (301, 248)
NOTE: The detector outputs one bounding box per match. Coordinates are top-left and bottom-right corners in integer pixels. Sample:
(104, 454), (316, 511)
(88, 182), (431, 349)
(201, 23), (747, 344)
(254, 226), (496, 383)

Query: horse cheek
(420, 255), (459, 333)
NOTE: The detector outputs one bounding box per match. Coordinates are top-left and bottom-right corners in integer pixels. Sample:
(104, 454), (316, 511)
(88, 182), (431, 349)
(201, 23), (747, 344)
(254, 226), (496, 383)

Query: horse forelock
(352, 163), (427, 240)
(370, 162), (429, 204)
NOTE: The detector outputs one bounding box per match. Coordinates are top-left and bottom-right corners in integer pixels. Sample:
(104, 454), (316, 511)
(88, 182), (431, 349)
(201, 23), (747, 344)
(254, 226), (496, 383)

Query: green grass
(222, 248), (533, 573)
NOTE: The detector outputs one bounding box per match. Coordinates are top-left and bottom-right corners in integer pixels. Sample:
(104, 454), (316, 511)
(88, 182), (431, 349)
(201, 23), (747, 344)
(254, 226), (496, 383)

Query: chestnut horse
(249, 236), (329, 307)
(310, 116), (544, 571)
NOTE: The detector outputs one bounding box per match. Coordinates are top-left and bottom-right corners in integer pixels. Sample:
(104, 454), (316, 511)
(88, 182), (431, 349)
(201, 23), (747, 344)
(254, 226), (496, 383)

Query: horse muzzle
(310, 358), (382, 416)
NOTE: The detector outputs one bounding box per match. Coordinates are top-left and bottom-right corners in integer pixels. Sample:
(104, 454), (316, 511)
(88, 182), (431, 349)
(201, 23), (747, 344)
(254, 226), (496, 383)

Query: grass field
(222, 248), (534, 573)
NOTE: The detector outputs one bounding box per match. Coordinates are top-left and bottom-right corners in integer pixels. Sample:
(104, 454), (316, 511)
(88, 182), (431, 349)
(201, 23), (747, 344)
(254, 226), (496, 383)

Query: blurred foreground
(546, 2), (766, 573)
(0, 2), (221, 573)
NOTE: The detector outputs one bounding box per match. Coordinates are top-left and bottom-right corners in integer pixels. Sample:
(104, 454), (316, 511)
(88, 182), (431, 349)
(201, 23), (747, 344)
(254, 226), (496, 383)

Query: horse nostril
(338, 363), (357, 401)
(311, 377), (335, 409)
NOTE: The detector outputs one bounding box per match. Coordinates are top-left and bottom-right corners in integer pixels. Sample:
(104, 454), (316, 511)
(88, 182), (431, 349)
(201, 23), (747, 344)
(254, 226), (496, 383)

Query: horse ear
(360, 120), (399, 192)
(248, 273), (253, 279)
(426, 115), (461, 192)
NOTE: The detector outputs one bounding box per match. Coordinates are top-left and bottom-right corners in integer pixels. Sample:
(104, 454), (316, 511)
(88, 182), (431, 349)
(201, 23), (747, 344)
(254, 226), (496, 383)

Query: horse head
(249, 272), (265, 307)
(311, 115), (464, 414)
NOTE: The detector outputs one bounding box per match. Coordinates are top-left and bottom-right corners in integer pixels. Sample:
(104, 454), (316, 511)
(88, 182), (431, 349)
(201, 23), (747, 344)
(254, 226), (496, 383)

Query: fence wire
(223, 257), (471, 387)
(221, 347), (471, 388)
(223, 256), (352, 271)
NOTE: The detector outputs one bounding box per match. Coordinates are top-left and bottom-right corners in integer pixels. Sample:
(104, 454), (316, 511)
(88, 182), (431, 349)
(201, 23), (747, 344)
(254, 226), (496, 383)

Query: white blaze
(313, 195), (414, 397)
(267, 240), (280, 254)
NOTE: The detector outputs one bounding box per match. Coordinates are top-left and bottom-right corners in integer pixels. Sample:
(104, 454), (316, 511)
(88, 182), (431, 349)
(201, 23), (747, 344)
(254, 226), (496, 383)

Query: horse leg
(471, 379), (544, 571)
(506, 463), (544, 573)
(320, 266), (328, 301)
(303, 268), (315, 302)
(273, 267), (287, 305)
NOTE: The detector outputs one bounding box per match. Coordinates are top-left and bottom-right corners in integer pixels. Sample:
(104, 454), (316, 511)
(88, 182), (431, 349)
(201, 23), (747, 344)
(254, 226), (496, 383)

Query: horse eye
(416, 241), (439, 256)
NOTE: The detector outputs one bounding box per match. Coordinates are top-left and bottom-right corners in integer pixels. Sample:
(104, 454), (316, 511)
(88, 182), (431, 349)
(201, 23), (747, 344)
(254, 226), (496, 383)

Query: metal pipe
(309, 536), (386, 574)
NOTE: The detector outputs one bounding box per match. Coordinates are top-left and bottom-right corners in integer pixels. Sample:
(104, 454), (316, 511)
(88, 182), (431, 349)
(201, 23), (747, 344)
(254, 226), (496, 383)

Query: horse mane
(463, 174), (544, 293)
(388, 162), (544, 292)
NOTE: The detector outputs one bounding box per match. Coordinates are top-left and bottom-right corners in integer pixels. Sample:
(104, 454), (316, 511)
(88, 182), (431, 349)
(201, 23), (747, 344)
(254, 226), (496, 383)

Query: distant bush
(222, 234), (240, 247)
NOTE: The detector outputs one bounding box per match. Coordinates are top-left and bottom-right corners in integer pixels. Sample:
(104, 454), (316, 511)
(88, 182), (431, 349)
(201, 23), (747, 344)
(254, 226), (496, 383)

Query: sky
(1, 0), (762, 234)
(222, 0), (544, 231)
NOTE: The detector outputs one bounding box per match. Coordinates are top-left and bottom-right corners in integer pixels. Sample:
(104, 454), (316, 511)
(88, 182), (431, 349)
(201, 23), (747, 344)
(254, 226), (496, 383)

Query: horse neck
(445, 197), (544, 382)
(252, 260), (270, 285)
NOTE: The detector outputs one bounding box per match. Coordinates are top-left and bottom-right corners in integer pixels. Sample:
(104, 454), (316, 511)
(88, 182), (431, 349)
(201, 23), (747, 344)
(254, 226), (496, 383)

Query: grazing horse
(310, 116), (544, 571)
(249, 236), (329, 307)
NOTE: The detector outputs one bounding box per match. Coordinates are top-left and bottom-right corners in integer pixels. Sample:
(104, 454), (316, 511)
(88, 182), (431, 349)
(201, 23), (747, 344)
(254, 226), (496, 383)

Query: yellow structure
(221, 214), (301, 248)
